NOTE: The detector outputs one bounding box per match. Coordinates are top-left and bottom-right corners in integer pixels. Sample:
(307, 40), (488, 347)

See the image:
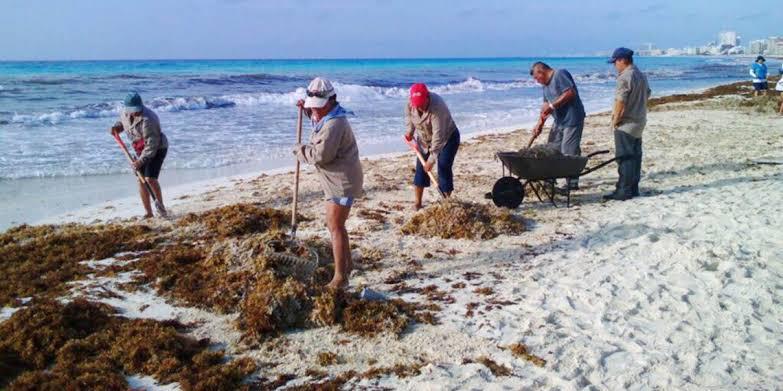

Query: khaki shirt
(295, 116), (364, 200)
(404, 93), (458, 164)
(114, 106), (169, 164)
(615, 65), (651, 138)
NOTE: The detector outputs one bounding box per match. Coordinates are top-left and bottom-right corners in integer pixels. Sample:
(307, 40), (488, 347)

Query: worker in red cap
(404, 83), (461, 210)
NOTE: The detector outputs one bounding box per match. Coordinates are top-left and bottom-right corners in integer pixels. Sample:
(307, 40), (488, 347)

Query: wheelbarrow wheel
(491, 176), (524, 209)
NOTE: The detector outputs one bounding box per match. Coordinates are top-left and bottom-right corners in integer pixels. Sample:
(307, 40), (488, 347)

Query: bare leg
(779, 99), (783, 114)
(414, 186), (424, 210)
(145, 177), (167, 216)
(138, 180), (153, 218)
(443, 191), (452, 198)
(325, 201), (352, 289)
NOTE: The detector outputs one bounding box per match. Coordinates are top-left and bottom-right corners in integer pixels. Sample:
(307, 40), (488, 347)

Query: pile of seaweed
(648, 80), (753, 107)
(517, 144), (563, 159)
(128, 237), (436, 341)
(130, 206), (437, 341)
(729, 94), (782, 114)
(177, 203), (293, 239)
(401, 199), (525, 240)
(0, 299), (256, 390)
(0, 223), (161, 306)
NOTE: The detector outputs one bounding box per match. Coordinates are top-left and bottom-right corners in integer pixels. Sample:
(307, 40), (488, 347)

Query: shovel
(404, 135), (445, 199)
(291, 106), (304, 238)
(112, 132), (167, 218)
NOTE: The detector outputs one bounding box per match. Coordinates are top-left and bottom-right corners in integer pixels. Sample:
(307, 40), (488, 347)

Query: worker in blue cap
(110, 92), (169, 218)
(604, 48), (651, 201)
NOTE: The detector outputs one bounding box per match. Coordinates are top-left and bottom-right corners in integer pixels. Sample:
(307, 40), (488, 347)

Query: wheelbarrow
(487, 150), (625, 208)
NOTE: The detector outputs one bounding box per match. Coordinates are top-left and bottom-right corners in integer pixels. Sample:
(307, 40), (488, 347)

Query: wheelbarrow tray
(495, 152), (588, 180)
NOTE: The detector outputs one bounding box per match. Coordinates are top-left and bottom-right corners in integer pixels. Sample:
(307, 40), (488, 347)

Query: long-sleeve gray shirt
(114, 106), (168, 164)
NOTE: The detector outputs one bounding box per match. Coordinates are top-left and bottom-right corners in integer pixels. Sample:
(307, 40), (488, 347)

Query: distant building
(767, 37), (783, 56)
(684, 47), (701, 56)
(637, 43), (659, 56)
(749, 39), (768, 55)
(700, 42), (721, 56)
(719, 31), (740, 49)
(665, 48), (684, 56)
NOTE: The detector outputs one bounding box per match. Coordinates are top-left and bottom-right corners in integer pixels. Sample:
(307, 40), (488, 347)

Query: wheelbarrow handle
(586, 150), (611, 158)
(579, 154), (634, 177)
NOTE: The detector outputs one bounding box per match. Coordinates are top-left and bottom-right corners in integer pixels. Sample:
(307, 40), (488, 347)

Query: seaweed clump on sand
(131, 244), (251, 314)
(401, 199), (525, 240)
(463, 356), (511, 377)
(517, 144), (563, 159)
(0, 299), (257, 390)
(505, 343), (547, 367)
(0, 223), (158, 306)
(239, 273), (310, 338)
(177, 203), (292, 238)
(341, 300), (410, 337)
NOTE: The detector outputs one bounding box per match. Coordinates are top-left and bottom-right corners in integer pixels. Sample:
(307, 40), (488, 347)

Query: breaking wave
(6, 77), (543, 126)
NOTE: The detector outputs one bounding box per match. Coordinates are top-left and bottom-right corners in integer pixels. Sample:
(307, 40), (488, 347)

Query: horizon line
(0, 54), (611, 63)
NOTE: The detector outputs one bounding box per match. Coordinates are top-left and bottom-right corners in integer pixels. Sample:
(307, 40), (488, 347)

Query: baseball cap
(303, 77), (336, 109)
(409, 83), (429, 108)
(123, 92), (143, 113)
(756, 55), (766, 62)
(608, 47), (634, 63)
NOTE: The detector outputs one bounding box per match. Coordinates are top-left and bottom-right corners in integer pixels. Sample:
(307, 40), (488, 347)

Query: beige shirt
(114, 106), (169, 164)
(295, 116), (364, 200)
(615, 65), (651, 138)
(404, 93), (458, 164)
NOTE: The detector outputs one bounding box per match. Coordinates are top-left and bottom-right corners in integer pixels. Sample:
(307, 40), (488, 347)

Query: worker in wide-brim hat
(293, 77), (363, 289)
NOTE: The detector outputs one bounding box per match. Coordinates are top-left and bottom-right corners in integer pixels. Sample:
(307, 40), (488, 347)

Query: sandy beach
(2, 82), (782, 390)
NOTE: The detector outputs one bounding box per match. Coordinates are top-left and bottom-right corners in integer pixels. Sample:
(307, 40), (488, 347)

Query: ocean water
(0, 56), (764, 228)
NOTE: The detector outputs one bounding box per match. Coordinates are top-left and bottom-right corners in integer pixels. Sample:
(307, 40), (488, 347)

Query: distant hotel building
(749, 39), (768, 55)
(766, 37), (783, 56)
(718, 31), (740, 49)
(638, 30), (783, 57)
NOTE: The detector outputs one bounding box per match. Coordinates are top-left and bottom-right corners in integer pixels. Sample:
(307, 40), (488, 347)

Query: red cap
(409, 83), (429, 108)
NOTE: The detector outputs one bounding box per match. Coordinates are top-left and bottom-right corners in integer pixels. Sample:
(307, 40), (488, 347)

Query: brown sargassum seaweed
(401, 199), (525, 240)
(0, 299), (256, 390)
(516, 144), (563, 159)
(0, 203), (440, 388)
(0, 223), (161, 306)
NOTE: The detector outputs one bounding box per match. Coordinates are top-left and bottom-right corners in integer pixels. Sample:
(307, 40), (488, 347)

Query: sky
(1, 0), (780, 60)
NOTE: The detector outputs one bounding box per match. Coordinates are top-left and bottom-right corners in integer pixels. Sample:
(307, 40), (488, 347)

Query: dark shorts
(140, 148), (167, 179)
(414, 129), (460, 193)
(754, 82), (768, 91)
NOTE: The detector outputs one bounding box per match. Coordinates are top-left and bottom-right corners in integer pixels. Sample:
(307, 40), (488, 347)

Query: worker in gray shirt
(604, 48), (651, 201)
(530, 62), (586, 192)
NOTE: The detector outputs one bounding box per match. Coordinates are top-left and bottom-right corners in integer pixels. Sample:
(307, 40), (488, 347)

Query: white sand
(21, 94), (783, 389)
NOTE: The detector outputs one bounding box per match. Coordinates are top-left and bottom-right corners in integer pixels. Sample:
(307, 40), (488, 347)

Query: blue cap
(123, 92), (143, 113)
(608, 47), (634, 63)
